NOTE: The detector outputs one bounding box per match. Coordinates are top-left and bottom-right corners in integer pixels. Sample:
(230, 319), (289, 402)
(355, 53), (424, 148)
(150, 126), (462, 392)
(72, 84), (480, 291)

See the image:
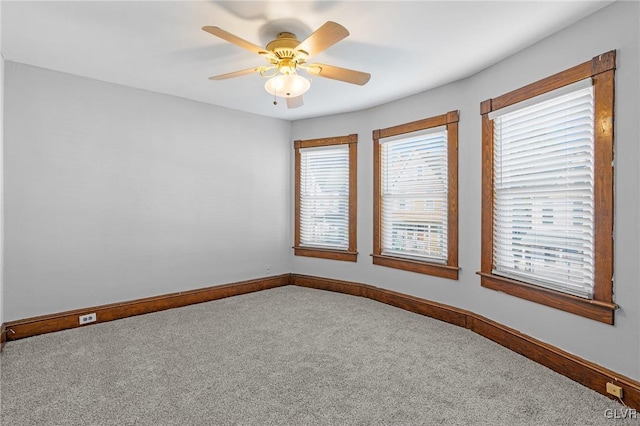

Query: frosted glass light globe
(264, 74), (311, 98)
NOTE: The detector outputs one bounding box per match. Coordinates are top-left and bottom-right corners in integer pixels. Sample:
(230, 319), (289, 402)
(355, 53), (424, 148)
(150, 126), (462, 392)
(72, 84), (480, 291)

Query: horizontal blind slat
(492, 84), (595, 298)
(299, 145), (350, 249)
(381, 130), (448, 262)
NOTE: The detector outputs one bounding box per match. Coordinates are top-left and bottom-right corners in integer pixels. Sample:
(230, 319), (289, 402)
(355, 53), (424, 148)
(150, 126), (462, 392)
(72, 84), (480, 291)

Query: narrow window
(294, 134), (357, 261)
(479, 51), (616, 324)
(373, 111), (459, 279)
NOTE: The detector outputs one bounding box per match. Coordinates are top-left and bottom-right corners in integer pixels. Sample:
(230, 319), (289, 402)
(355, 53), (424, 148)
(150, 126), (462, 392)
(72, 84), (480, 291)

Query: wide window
(479, 50), (616, 324)
(373, 111), (459, 279)
(294, 134), (357, 261)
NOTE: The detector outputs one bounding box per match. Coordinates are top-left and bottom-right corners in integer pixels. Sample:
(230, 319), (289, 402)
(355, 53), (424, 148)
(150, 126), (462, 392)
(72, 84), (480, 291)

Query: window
(479, 50), (616, 324)
(373, 111), (459, 279)
(294, 134), (357, 261)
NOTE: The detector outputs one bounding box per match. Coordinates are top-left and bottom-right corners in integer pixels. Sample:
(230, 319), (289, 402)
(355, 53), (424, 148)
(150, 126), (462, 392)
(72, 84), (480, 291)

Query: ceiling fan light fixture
(264, 74), (311, 98)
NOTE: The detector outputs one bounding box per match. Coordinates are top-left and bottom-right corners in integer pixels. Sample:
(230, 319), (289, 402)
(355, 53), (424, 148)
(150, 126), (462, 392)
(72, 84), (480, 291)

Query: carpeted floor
(0, 285), (635, 425)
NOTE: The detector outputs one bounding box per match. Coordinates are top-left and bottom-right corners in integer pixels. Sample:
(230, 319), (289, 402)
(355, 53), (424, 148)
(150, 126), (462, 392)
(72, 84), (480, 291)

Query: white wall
(4, 63), (292, 320)
(291, 1), (640, 380)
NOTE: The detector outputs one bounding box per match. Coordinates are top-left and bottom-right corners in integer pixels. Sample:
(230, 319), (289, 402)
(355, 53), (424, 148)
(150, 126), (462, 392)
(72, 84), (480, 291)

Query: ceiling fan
(202, 21), (371, 109)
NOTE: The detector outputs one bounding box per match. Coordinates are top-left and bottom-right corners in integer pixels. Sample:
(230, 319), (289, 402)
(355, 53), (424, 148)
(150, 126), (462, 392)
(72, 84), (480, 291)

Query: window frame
(372, 111), (459, 280)
(294, 134), (357, 262)
(478, 50), (616, 324)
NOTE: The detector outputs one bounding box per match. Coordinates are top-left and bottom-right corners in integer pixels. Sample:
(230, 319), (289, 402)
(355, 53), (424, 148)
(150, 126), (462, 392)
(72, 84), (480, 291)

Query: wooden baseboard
(292, 274), (468, 327)
(291, 273), (640, 410)
(4, 271), (639, 409)
(466, 314), (640, 409)
(4, 274), (291, 341)
(0, 323), (6, 352)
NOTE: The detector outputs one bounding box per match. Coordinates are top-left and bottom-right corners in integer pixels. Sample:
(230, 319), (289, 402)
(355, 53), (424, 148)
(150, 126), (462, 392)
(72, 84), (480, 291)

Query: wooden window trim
(478, 51), (617, 324)
(372, 111), (459, 279)
(293, 134), (357, 262)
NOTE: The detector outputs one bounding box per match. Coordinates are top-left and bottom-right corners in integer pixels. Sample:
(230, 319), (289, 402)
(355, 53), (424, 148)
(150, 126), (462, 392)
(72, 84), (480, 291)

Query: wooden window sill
(293, 246), (358, 262)
(372, 254), (459, 280)
(477, 272), (617, 324)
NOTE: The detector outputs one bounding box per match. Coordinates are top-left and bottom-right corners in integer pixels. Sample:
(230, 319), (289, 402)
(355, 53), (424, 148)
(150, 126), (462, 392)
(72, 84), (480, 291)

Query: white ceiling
(2, 1), (612, 121)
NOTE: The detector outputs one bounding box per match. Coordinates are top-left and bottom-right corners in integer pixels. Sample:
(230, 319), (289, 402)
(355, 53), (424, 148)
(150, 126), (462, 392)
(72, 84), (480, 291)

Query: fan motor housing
(267, 32), (307, 61)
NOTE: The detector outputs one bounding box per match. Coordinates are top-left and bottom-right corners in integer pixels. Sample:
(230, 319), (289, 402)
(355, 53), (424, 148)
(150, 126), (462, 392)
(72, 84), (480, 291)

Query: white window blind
(299, 145), (349, 249)
(492, 82), (595, 298)
(381, 128), (448, 263)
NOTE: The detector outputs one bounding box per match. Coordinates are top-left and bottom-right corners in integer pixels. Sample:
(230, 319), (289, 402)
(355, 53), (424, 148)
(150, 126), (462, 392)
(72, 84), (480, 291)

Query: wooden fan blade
(208, 66), (271, 80)
(286, 96), (304, 109)
(293, 21), (349, 58)
(202, 26), (276, 60)
(306, 63), (371, 85)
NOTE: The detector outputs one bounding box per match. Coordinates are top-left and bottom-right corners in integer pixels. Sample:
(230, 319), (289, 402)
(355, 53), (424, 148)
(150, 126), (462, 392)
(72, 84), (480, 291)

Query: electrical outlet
(266, 264), (271, 274)
(79, 313), (97, 325)
(606, 382), (623, 398)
